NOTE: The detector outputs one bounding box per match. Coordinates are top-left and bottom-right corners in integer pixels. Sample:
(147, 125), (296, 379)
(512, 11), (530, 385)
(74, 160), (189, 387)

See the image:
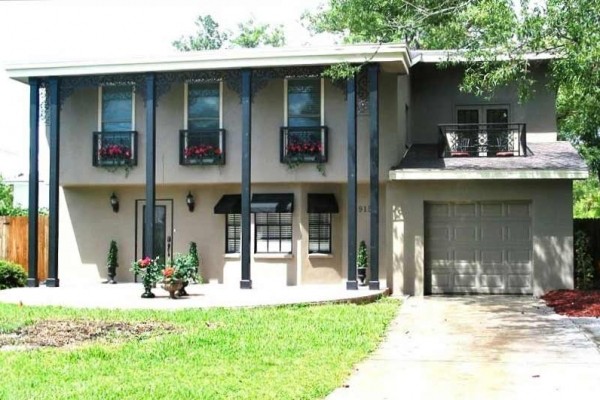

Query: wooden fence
(573, 218), (600, 288)
(0, 216), (48, 282)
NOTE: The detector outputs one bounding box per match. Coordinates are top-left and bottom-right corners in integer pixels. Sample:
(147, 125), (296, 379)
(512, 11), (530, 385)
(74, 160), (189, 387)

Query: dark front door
(136, 200), (173, 265)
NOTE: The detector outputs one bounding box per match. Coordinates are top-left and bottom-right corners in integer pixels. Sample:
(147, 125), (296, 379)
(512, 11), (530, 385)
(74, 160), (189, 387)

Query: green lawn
(0, 298), (399, 400)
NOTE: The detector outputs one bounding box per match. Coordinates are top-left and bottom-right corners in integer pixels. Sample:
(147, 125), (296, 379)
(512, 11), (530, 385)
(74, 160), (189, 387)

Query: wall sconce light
(110, 192), (119, 213)
(186, 191), (195, 212)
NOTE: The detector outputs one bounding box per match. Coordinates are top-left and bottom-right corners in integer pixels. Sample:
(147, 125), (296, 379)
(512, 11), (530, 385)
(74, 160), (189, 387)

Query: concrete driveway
(327, 296), (600, 399)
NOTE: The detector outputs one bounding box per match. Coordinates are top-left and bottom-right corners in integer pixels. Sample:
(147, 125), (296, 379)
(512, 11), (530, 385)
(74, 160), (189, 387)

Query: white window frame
(97, 85), (135, 131)
(283, 77), (325, 126)
(184, 81), (224, 130)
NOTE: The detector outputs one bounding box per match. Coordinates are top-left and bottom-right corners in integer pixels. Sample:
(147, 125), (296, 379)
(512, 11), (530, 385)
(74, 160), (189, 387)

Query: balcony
(93, 131), (137, 167)
(280, 126), (328, 164)
(179, 129), (226, 166)
(439, 123), (527, 157)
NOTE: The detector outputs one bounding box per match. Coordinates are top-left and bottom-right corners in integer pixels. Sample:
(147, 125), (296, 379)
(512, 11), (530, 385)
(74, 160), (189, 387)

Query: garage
(425, 201), (533, 294)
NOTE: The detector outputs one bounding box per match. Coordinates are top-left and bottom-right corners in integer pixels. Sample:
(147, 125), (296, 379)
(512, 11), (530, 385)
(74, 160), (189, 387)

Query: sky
(0, 0), (333, 180)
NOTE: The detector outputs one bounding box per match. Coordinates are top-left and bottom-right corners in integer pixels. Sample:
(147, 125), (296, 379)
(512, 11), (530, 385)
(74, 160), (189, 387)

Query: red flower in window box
(184, 144), (223, 161)
(98, 144), (132, 162)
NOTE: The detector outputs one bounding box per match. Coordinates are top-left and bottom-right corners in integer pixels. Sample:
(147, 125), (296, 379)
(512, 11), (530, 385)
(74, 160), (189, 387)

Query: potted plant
(177, 242), (201, 296)
(131, 256), (162, 298)
(357, 240), (368, 286)
(161, 265), (185, 299)
(103, 240), (118, 284)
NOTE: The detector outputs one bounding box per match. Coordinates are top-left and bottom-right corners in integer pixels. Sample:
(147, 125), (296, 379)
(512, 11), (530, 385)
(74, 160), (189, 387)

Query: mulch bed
(541, 290), (600, 317)
(0, 319), (175, 350)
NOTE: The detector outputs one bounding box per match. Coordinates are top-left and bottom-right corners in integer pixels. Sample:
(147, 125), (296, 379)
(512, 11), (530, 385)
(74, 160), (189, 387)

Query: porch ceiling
(5, 43), (411, 83)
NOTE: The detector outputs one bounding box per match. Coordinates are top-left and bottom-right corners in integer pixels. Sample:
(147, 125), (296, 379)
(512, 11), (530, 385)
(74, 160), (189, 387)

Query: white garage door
(425, 201), (532, 294)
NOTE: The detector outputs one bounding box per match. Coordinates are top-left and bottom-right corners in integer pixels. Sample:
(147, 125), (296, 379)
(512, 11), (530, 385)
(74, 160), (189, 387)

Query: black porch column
(27, 78), (40, 287)
(144, 73), (156, 258)
(368, 64), (380, 290)
(346, 74), (358, 290)
(240, 69), (252, 289)
(46, 77), (60, 287)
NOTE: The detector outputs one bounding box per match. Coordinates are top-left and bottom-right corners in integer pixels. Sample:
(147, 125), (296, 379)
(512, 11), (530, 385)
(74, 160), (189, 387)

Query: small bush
(574, 230), (595, 290)
(0, 260), (27, 290)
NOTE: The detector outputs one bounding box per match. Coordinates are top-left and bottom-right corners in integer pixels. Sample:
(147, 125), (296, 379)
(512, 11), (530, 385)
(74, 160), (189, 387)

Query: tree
(0, 176), (27, 216)
(173, 15), (228, 51)
(309, 0), (600, 212)
(173, 15), (285, 51)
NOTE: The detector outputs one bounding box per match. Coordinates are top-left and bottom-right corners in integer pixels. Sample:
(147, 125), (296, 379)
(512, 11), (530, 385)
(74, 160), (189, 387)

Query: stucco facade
(6, 45), (587, 294)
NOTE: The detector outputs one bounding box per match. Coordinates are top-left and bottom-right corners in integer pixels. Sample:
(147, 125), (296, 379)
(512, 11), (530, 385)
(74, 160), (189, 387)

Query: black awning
(251, 193), (294, 213)
(214, 194), (241, 214)
(307, 193), (339, 214)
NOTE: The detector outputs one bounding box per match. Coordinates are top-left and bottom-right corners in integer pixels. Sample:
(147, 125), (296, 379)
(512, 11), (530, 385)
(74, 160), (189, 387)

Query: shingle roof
(396, 142), (588, 171)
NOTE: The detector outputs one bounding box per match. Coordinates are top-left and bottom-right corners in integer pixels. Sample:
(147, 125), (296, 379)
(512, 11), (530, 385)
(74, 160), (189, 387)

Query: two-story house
(6, 44), (587, 296)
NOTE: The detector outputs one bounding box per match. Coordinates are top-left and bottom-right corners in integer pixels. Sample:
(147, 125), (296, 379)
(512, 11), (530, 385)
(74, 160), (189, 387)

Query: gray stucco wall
(409, 63), (557, 144)
(386, 179), (574, 296)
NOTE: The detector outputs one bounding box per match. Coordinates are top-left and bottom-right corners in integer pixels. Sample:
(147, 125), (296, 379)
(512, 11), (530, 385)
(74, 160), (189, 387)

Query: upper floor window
(100, 86), (134, 131)
(286, 78), (323, 127)
(186, 82), (221, 130)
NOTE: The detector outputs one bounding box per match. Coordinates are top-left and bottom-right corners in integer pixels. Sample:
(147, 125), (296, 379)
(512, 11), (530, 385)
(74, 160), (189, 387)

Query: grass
(0, 298), (400, 400)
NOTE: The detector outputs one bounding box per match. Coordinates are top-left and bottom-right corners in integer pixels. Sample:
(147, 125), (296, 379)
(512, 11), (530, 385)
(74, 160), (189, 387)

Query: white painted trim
(6, 43), (412, 82)
(389, 169), (589, 181)
(411, 49), (556, 65)
(283, 78), (288, 124)
(320, 78), (325, 126)
(253, 253), (294, 260)
(308, 253), (334, 259)
(219, 80), (224, 130)
(97, 86), (102, 131)
(224, 253), (240, 259)
(183, 82), (188, 130)
(131, 89), (136, 131)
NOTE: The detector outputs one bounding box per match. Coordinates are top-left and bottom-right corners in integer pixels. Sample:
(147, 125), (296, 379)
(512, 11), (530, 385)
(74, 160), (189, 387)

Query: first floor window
(226, 214), (241, 253)
(255, 213), (292, 253)
(308, 213), (331, 254)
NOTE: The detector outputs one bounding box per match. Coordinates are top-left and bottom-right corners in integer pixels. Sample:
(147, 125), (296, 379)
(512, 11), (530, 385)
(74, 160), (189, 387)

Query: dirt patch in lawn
(541, 290), (600, 317)
(0, 319), (175, 351)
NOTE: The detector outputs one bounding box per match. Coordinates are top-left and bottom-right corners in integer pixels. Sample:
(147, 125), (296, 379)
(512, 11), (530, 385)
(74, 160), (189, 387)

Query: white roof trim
(5, 43), (411, 83)
(411, 49), (556, 65)
(389, 169), (588, 181)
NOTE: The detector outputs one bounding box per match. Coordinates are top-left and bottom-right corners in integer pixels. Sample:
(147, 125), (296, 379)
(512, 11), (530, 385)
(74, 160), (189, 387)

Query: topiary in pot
(0, 260), (27, 290)
(103, 240), (118, 284)
(357, 240), (368, 286)
(177, 242), (202, 296)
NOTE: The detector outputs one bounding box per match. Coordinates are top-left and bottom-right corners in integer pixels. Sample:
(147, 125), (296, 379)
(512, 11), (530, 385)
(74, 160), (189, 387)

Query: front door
(136, 199), (173, 265)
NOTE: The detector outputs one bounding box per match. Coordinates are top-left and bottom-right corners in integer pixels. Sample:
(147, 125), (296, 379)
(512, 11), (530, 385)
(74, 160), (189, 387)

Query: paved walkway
(327, 296), (600, 399)
(0, 282), (386, 310)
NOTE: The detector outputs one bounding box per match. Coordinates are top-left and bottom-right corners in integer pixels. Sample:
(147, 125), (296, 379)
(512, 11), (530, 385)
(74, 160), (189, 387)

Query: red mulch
(541, 290), (600, 317)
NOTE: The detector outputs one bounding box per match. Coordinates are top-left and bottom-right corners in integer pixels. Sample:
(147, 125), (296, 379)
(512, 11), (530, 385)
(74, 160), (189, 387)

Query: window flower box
(93, 131), (137, 168)
(281, 126), (328, 167)
(180, 129), (226, 166)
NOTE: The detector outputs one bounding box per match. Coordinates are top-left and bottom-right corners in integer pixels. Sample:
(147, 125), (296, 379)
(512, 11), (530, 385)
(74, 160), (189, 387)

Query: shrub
(0, 260), (27, 290)
(574, 230), (595, 290)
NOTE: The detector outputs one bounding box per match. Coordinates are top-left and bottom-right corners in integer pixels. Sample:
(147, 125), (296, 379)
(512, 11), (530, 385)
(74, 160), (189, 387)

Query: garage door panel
(453, 226), (478, 241)
(425, 201), (532, 295)
(507, 203), (530, 217)
(480, 274), (505, 288)
(454, 203), (478, 217)
(480, 202), (504, 217)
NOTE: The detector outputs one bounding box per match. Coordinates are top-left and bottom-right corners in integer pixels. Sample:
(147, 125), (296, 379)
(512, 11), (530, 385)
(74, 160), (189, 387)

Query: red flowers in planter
(286, 141), (323, 156)
(98, 144), (132, 161)
(184, 144), (222, 159)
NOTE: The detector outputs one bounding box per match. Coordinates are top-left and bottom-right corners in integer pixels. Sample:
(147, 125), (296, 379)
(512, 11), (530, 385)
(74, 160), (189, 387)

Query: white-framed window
(284, 78), (324, 127)
(184, 81), (223, 130)
(225, 213), (241, 254)
(98, 85), (135, 131)
(255, 212), (293, 254)
(308, 213), (332, 254)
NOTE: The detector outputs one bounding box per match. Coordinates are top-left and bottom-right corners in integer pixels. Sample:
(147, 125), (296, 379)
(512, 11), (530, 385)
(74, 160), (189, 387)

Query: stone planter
(162, 280), (184, 299)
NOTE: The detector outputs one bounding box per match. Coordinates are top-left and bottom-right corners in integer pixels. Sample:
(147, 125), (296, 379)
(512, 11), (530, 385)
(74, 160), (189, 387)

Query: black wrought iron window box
(180, 129), (226, 166)
(438, 123), (527, 158)
(280, 126), (328, 164)
(93, 131), (138, 167)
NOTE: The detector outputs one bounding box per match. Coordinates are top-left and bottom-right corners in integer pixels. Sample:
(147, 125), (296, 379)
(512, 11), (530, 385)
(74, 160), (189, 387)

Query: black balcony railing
(93, 131), (137, 167)
(280, 126), (328, 164)
(179, 129), (226, 166)
(438, 123), (527, 158)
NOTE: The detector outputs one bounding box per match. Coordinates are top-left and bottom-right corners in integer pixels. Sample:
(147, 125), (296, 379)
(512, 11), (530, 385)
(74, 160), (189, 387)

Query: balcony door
(457, 105), (509, 155)
(135, 199), (174, 266)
